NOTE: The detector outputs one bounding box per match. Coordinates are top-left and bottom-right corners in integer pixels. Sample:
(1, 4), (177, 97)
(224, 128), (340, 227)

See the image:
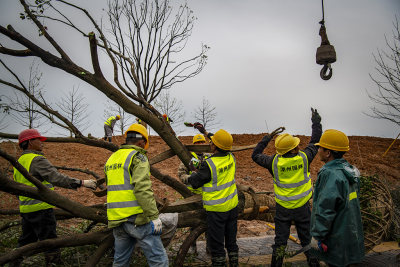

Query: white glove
(82, 180), (97, 190)
(150, 218), (162, 235)
(180, 174), (190, 185)
(310, 237), (328, 252)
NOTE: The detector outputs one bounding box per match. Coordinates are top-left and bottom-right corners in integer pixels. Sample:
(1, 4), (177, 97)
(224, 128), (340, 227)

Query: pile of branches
(359, 175), (394, 251)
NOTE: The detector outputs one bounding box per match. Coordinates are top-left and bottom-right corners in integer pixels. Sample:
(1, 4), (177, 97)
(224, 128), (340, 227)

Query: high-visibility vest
(105, 149), (144, 221)
(104, 116), (116, 127)
(271, 151), (312, 209)
(13, 153), (55, 213)
(187, 152), (206, 194)
(202, 153), (238, 212)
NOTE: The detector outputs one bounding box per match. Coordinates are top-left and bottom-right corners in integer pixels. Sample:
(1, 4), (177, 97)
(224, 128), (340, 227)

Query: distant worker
(310, 129), (365, 266)
(12, 129), (97, 266)
(251, 108), (322, 267)
(178, 134), (211, 194)
(187, 123), (239, 267)
(162, 114), (173, 123)
(104, 123), (168, 267)
(104, 115), (121, 142)
(136, 117), (147, 128)
(179, 133), (212, 254)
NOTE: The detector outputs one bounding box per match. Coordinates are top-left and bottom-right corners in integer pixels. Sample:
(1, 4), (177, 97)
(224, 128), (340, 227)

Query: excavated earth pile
(0, 133), (399, 265)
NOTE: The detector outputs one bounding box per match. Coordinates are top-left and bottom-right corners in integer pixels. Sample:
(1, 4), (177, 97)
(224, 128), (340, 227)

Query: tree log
(0, 229), (112, 265)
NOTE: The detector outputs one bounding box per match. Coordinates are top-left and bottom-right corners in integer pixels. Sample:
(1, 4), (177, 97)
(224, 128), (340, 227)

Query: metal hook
(320, 64), (333, 80)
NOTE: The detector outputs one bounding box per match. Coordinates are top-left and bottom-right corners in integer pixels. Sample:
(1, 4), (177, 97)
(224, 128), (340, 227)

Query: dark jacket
(251, 121), (322, 175)
(188, 151), (229, 189)
(311, 158), (365, 266)
(22, 150), (81, 189)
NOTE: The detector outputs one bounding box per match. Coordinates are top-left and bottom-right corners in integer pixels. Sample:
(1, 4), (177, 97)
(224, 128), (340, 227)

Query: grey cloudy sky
(1, 0), (400, 139)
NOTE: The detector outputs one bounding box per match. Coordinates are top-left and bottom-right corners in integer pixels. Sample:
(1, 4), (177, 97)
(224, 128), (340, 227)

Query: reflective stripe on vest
(13, 153), (55, 213)
(104, 116), (115, 126)
(272, 151), (312, 209)
(202, 153), (238, 212)
(105, 149), (144, 220)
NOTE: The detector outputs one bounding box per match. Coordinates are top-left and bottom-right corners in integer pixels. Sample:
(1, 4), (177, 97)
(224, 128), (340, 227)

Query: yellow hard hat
(125, 123), (149, 149)
(193, 134), (206, 144)
(275, 133), (300, 155)
(211, 129), (233, 151)
(116, 115), (121, 120)
(315, 129), (349, 151)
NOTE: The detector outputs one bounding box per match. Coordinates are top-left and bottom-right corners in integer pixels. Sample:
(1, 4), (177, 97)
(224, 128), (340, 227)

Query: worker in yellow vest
(252, 108), (322, 267)
(12, 129), (97, 266)
(187, 123), (239, 267)
(104, 123), (168, 267)
(178, 134), (211, 194)
(103, 115), (120, 142)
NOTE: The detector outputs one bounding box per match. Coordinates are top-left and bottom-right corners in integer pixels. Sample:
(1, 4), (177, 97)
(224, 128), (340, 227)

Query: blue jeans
(113, 221), (168, 267)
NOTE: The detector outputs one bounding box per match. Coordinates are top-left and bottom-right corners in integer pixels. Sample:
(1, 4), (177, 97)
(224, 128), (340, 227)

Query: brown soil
(1, 133), (399, 238)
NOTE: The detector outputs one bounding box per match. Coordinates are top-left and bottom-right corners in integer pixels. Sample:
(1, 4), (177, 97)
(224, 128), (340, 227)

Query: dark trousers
(206, 206), (239, 258)
(18, 208), (59, 255)
(272, 201), (312, 251)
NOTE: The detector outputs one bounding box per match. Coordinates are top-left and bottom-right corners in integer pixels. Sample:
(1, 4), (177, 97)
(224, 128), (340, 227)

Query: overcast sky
(1, 0), (400, 139)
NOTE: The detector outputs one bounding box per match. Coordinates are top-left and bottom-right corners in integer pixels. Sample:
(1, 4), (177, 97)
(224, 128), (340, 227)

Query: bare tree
(1, 60), (47, 129)
(366, 16), (400, 126)
(103, 100), (135, 135)
(153, 90), (186, 134)
(106, 0), (209, 104)
(193, 97), (220, 131)
(0, 1), (260, 265)
(57, 86), (91, 137)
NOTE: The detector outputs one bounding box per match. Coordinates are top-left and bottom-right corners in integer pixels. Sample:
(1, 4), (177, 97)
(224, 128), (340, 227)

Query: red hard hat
(18, 129), (47, 144)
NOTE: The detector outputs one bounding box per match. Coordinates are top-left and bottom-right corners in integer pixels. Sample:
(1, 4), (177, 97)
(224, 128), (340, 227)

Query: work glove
(180, 174), (190, 185)
(311, 108), (321, 124)
(150, 218), (162, 235)
(310, 237), (328, 252)
(82, 180), (97, 190)
(262, 127), (285, 142)
(193, 122), (206, 134)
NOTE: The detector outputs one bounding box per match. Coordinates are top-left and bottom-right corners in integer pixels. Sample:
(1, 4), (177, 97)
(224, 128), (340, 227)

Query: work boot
(108, 137), (112, 142)
(211, 256), (227, 267)
(270, 254), (283, 267)
(305, 251), (320, 267)
(228, 251), (239, 267)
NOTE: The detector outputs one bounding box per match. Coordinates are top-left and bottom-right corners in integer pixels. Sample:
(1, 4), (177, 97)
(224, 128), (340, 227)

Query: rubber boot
(211, 256), (227, 267)
(305, 251), (320, 267)
(270, 254), (283, 267)
(228, 251), (239, 267)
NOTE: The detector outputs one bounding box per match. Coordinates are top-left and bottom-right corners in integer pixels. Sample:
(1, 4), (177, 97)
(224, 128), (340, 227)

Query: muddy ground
(1, 133), (399, 238)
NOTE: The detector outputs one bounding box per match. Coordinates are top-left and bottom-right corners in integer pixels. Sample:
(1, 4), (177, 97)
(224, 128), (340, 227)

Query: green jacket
(311, 158), (365, 266)
(106, 144), (159, 228)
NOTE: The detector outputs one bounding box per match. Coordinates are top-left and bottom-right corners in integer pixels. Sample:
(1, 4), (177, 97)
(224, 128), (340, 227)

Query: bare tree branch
(365, 16), (400, 126)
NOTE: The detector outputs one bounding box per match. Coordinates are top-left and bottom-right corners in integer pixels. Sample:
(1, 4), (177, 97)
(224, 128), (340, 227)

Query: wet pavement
(187, 235), (400, 266)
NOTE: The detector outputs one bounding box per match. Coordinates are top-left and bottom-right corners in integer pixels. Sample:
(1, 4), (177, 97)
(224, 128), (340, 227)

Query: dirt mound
(0, 133), (399, 237)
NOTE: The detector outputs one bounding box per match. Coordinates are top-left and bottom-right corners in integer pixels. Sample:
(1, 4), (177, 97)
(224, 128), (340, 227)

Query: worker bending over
(12, 129), (97, 266)
(179, 134), (211, 194)
(252, 108), (322, 267)
(104, 115), (120, 142)
(187, 123), (239, 267)
(311, 129), (365, 266)
(104, 123), (168, 267)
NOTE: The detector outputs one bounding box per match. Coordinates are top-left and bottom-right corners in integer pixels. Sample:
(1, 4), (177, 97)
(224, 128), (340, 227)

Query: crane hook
(320, 64), (333, 80)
